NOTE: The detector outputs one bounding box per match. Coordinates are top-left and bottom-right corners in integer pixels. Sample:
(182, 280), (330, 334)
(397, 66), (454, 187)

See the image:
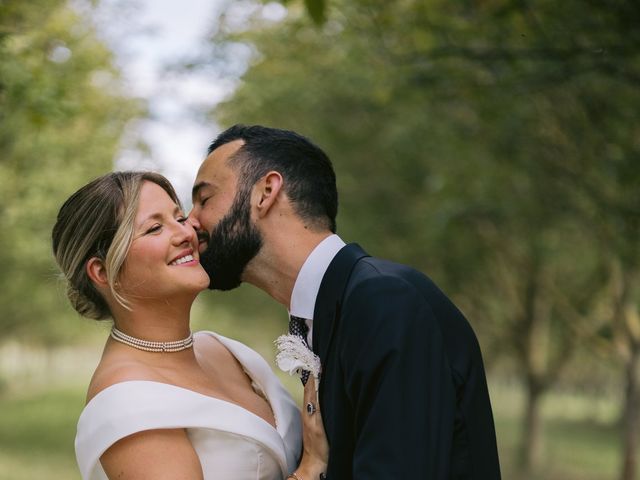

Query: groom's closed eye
(192, 183), (221, 212)
(192, 181), (213, 204)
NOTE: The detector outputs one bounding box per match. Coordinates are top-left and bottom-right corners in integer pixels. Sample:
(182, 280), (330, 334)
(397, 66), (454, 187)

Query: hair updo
(52, 171), (180, 319)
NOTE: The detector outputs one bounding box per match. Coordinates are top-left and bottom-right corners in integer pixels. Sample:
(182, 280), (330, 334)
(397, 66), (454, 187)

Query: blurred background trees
(1, 0), (638, 479)
(196, 0), (640, 478)
(0, 0), (142, 344)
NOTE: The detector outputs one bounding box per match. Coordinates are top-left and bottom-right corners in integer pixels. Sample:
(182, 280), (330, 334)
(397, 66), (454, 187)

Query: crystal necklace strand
(110, 326), (194, 353)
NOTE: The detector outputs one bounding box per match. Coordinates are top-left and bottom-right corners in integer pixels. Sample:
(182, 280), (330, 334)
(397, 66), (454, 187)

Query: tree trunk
(620, 344), (640, 480)
(518, 259), (549, 476)
(520, 380), (544, 475)
(611, 262), (640, 480)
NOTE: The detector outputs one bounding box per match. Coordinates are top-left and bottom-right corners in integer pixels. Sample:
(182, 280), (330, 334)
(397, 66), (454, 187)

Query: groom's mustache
(196, 228), (210, 250)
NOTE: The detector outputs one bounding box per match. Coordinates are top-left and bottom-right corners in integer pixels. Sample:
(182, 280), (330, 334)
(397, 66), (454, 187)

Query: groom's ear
(253, 171), (283, 218)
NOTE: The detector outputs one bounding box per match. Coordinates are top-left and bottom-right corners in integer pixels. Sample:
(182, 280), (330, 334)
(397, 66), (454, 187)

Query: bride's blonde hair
(52, 171), (181, 319)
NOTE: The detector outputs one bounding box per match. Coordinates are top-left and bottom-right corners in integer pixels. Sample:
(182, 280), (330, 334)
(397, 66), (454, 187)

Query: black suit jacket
(312, 244), (501, 479)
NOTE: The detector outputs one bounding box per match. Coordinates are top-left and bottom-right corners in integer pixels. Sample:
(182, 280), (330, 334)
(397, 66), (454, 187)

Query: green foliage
(203, 0), (640, 376)
(0, 1), (144, 344)
(302, 0), (326, 24)
(272, 0), (327, 24)
(193, 0), (640, 472)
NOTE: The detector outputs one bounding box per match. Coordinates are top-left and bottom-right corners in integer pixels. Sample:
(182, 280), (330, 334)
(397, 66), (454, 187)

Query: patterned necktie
(288, 315), (311, 385)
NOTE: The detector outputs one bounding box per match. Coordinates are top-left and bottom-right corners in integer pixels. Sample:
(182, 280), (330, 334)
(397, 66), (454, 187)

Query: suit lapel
(312, 243), (370, 370)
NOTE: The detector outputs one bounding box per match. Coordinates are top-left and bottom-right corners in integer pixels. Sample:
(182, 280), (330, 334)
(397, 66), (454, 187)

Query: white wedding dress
(75, 331), (302, 480)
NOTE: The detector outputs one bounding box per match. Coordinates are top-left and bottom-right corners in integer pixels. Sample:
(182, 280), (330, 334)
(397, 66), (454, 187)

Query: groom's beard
(199, 190), (263, 291)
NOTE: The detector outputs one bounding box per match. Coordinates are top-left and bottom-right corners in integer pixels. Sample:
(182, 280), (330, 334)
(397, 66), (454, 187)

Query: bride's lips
(169, 249), (198, 266)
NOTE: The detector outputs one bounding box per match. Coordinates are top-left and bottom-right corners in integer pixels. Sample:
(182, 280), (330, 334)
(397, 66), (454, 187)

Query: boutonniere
(275, 334), (321, 390)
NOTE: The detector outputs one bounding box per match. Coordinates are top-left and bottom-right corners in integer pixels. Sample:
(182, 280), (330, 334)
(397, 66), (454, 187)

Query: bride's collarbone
(161, 365), (276, 428)
(161, 355), (256, 400)
(167, 367), (279, 428)
(176, 351), (275, 423)
(95, 337), (274, 422)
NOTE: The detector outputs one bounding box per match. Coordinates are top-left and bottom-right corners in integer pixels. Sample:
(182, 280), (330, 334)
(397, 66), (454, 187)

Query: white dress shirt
(289, 234), (346, 345)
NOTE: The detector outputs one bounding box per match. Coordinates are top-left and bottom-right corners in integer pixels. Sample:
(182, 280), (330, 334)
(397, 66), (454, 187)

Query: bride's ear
(253, 171), (283, 218)
(86, 257), (109, 289)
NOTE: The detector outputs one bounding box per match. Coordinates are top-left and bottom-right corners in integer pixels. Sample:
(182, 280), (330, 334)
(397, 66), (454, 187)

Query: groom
(189, 125), (501, 479)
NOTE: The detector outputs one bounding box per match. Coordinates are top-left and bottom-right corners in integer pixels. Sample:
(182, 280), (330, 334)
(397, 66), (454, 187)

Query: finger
(303, 375), (319, 407)
(304, 380), (325, 426)
(303, 375), (315, 403)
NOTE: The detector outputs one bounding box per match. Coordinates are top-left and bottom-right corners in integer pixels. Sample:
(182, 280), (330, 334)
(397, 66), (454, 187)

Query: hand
(295, 375), (329, 479)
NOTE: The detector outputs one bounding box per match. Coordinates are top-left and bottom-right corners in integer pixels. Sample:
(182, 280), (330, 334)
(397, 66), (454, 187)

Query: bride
(52, 171), (327, 480)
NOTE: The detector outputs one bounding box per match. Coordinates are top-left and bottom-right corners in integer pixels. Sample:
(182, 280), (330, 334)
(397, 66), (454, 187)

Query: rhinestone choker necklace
(110, 327), (194, 353)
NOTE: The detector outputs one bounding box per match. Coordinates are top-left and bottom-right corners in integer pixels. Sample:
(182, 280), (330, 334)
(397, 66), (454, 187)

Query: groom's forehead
(199, 139), (245, 175)
(193, 140), (245, 198)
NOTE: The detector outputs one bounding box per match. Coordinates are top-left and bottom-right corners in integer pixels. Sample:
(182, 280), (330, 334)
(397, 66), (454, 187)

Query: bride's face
(117, 181), (210, 303)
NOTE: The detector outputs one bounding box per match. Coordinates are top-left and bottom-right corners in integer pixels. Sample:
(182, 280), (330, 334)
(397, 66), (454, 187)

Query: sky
(90, 0), (288, 203)
(93, 0), (230, 204)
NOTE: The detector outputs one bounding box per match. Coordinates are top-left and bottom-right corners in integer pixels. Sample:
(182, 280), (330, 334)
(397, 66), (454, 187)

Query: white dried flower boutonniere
(275, 334), (321, 389)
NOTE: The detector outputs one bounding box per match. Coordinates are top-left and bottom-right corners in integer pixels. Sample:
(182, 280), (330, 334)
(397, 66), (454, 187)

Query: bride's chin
(189, 283), (209, 297)
(197, 274), (211, 291)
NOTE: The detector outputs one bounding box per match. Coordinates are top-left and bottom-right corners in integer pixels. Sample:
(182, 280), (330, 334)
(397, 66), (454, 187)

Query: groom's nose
(186, 212), (201, 231)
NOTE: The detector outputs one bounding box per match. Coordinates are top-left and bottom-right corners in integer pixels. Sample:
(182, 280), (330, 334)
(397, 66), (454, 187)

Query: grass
(0, 378), (626, 480)
(494, 414), (620, 480)
(491, 383), (622, 480)
(0, 388), (84, 480)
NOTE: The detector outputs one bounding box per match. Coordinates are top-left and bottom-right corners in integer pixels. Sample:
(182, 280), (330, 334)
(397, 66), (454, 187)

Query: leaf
(304, 0), (326, 24)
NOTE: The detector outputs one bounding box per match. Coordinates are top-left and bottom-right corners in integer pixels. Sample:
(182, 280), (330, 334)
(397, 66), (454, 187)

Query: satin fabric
(75, 331), (302, 480)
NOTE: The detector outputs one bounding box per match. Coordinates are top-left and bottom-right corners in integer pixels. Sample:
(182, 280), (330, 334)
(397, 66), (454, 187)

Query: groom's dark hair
(208, 124), (338, 233)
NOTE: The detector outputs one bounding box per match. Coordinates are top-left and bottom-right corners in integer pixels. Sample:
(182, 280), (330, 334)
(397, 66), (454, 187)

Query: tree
(192, 0), (640, 477)
(0, 0), (143, 345)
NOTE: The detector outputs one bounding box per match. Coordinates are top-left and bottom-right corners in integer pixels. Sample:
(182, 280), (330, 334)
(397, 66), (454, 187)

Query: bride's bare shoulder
(85, 353), (157, 404)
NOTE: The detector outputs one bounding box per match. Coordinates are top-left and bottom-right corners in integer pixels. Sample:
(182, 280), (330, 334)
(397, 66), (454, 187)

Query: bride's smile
(53, 171), (320, 480)
(118, 181), (210, 302)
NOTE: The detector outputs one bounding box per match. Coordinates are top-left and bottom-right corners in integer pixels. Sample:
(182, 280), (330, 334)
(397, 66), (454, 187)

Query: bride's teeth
(171, 254), (194, 266)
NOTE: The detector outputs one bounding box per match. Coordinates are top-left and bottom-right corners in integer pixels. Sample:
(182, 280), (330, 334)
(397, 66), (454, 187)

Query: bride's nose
(172, 220), (196, 246)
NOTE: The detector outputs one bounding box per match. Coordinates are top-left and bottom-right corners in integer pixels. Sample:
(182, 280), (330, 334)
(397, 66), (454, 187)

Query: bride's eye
(177, 216), (188, 224)
(145, 224), (162, 234)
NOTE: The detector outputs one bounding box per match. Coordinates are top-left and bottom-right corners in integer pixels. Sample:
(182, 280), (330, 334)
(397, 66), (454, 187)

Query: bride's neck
(112, 300), (192, 342)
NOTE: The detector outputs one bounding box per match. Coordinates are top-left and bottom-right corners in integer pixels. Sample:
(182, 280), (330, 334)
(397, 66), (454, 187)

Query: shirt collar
(289, 234), (346, 320)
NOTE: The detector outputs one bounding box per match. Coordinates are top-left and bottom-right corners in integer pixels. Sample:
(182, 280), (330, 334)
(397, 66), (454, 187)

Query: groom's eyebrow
(192, 181), (211, 202)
